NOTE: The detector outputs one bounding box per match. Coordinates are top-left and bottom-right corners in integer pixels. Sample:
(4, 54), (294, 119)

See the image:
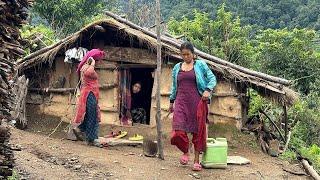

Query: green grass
(299, 145), (320, 173)
(7, 169), (19, 180)
(279, 150), (297, 162)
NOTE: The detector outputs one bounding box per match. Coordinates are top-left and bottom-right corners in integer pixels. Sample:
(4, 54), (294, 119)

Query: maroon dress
(172, 69), (201, 133)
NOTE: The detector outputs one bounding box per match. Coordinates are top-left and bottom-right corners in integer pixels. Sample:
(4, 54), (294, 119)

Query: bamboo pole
(155, 0), (164, 160)
(283, 103), (288, 141)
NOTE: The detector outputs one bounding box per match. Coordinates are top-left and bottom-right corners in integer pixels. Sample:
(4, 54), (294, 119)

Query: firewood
(302, 159), (320, 180)
(0, 0), (30, 178)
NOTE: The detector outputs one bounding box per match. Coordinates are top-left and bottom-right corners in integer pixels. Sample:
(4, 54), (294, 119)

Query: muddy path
(10, 127), (309, 180)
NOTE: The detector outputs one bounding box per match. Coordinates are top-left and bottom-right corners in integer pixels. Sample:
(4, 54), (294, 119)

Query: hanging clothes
(64, 47), (88, 63)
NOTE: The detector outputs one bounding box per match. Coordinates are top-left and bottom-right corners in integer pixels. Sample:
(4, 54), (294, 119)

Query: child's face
(132, 83), (141, 94)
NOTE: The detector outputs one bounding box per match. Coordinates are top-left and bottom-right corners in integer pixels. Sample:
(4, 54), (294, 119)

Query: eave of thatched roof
(17, 11), (299, 105)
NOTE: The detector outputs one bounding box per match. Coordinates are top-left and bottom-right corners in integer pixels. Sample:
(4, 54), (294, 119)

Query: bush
(279, 150), (297, 162)
(249, 91), (320, 172)
(20, 24), (57, 54)
(300, 144), (320, 173)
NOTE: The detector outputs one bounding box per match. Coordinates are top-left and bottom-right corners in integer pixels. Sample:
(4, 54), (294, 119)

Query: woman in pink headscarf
(72, 49), (105, 147)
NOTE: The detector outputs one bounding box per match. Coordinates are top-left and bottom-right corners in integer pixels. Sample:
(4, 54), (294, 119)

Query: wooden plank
(100, 107), (118, 112)
(160, 92), (246, 97)
(98, 137), (143, 146)
(117, 64), (157, 69)
(104, 46), (157, 65)
(28, 83), (117, 93)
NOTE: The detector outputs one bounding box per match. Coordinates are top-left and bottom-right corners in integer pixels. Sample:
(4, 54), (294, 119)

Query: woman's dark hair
(180, 41), (194, 53)
(133, 81), (142, 87)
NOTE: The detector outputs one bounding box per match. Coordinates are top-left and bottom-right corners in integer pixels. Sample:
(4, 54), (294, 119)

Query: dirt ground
(9, 116), (311, 180)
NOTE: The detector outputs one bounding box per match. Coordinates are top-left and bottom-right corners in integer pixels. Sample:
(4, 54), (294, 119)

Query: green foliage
(31, 0), (106, 36)
(168, 4), (255, 67)
(249, 93), (320, 172)
(300, 145), (320, 173)
(247, 90), (268, 118)
(279, 150), (297, 162)
(254, 28), (320, 94)
(160, 0), (320, 31)
(20, 24), (57, 54)
(289, 94), (320, 148)
(7, 170), (19, 180)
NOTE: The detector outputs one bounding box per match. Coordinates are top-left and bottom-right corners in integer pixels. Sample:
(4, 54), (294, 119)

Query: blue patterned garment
(79, 92), (99, 142)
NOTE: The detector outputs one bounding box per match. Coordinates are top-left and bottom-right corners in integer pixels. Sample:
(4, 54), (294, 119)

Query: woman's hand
(87, 57), (95, 67)
(169, 103), (174, 113)
(202, 90), (211, 100)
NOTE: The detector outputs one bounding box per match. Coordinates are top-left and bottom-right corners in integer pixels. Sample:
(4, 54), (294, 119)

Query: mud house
(17, 12), (297, 130)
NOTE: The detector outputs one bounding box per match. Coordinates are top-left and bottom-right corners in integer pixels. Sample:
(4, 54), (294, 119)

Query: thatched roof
(17, 11), (298, 105)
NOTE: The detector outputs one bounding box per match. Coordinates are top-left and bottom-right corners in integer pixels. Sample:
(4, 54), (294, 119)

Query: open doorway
(119, 67), (155, 125)
(130, 68), (154, 125)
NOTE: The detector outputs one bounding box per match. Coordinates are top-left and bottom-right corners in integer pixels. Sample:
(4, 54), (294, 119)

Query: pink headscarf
(76, 49), (105, 74)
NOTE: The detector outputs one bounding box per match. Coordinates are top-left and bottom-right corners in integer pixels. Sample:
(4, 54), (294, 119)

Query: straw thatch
(17, 12), (298, 105)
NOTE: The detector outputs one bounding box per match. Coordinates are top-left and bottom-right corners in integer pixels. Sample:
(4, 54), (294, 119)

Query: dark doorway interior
(130, 68), (154, 125)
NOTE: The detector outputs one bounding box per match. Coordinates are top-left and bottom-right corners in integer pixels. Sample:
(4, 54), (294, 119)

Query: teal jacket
(169, 59), (217, 103)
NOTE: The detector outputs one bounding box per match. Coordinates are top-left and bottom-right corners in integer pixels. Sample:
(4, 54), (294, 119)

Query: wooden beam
(29, 88), (75, 93)
(117, 64), (157, 69)
(147, 21), (164, 29)
(104, 46), (157, 65)
(100, 83), (118, 90)
(28, 83), (117, 93)
(160, 92), (246, 97)
(95, 66), (117, 70)
(100, 107), (118, 112)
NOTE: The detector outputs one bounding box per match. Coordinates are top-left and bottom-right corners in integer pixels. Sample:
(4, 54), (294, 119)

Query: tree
(255, 28), (320, 94)
(126, 0), (156, 27)
(160, 0), (320, 31)
(168, 4), (255, 67)
(31, 0), (106, 36)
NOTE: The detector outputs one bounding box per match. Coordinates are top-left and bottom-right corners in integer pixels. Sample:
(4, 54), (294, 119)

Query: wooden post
(155, 0), (164, 160)
(283, 102), (288, 141)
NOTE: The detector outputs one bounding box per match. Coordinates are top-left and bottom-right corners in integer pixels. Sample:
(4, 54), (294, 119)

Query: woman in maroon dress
(169, 42), (217, 171)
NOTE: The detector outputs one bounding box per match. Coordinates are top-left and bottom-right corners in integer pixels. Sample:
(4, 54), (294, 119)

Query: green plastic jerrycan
(201, 137), (228, 168)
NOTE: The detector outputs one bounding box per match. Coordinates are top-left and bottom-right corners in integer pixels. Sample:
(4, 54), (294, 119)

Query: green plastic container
(201, 137), (228, 168)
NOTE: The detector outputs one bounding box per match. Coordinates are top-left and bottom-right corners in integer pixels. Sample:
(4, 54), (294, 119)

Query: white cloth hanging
(64, 47), (88, 63)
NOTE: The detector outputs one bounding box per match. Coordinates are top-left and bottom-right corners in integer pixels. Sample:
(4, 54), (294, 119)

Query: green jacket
(169, 59), (217, 103)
